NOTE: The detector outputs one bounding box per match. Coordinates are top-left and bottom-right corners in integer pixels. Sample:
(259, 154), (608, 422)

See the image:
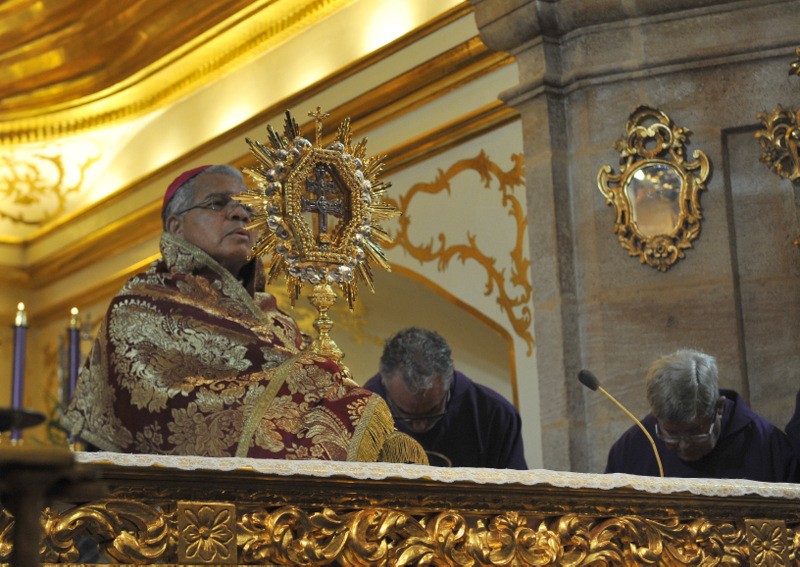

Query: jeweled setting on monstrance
(237, 109), (398, 362)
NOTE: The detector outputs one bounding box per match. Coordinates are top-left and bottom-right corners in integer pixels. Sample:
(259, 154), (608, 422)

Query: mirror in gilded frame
(597, 105), (710, 272)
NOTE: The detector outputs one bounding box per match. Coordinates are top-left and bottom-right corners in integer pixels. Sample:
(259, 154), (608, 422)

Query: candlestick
(66, 307), (82, 450)
(11, 302), (27, 443)
(68, 307), (80, 401)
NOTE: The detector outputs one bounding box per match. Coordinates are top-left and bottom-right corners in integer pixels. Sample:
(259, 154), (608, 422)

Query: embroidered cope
(63, 233), (423, 463)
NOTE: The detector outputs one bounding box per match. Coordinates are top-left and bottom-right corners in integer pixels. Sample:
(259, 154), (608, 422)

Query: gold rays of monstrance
(236, 109), (399, 363)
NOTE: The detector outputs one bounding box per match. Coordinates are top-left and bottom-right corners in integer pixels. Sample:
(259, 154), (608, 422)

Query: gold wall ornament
(754, 48), (800, 186)
(238, 109), (398, 362)
(384, 151), (534, 354)
(0, 141), (101, 226)
(790, 47), (800, 78)
(597, 105), (710, 271)
(756, 105), (800, 185)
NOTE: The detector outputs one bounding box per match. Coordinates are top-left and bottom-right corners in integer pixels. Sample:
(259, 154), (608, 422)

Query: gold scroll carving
(755, 47), (800, 185)
(756, 105), (800, 185)
(791, 47), (800, 78)
(2, 460), (800, 565)
(385, 151), (533, 353)
(20, 502), (791, 565)
(0, 145), (100, 226)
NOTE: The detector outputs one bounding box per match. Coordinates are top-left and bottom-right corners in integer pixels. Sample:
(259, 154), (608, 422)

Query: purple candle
(68, 307), (81, 401)
(11, 302), (27, 442)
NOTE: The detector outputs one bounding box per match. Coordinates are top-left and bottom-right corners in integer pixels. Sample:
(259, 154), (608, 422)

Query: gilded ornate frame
(755, 47), (800, 185)
(597, 105), (710, 271)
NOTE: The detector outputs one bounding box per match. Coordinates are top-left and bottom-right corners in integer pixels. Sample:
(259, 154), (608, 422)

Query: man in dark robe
(62, 164), (425, 464)
(605, 349), (796, 481)
(364, 327), (527, 469)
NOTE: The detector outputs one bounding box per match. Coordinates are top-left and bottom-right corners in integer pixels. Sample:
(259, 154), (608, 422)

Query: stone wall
(471, 0), (800, 472)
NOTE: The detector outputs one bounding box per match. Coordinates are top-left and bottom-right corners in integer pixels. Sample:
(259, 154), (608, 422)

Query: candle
(68, 307), (80, 401)
(11, 302), (27, 442)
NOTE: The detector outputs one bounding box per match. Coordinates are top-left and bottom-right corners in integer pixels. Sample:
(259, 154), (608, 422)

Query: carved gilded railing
(2, 452), (800, 565)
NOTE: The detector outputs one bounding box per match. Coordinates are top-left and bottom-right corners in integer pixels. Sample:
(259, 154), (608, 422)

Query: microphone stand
(579, 370), (664, 478)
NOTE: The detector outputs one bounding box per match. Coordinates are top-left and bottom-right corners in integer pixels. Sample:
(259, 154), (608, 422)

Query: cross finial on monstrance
(238, 110), (398, 364)
(309, 106), (330, 146)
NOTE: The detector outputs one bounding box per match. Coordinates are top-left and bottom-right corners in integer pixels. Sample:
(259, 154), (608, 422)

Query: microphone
(578, 369), (664, 477)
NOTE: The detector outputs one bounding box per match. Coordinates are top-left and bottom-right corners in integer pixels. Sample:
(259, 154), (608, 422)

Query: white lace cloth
(75, 451), (800, 500)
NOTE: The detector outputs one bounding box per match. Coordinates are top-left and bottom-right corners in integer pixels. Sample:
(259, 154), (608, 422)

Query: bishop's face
(167, 173), (255, 276)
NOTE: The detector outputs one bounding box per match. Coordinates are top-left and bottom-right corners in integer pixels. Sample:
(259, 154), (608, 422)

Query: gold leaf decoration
(0, 144), (100, 226)
(385, 150), (533, 353)
(790, 47), (800, 78)
(746, 519), (789, 566)
(0, 499), (791, 565)
(39, 499), (174, 562)
(756, 105), (800, 185)
(178, 502), (236, 564)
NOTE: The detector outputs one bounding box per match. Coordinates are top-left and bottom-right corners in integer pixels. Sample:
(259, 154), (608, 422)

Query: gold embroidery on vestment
(235, 355), (300, 457)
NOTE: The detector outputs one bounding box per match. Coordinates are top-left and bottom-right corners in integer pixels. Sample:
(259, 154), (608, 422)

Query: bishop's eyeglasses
(175, 193), (255, 218)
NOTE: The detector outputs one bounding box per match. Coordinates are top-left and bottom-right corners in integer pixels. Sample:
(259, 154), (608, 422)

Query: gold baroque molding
(21, 107), (514, 322)
(178, 502), (237, 564)
(756, 105), (800, 185)
(6, 3), (479, 248)
(0, 0), (354, 144)
(17, 30), (510, 257)
(790, 47), (800, 78)
(41, 499), (172, 562)
(4, 459), (800, 565)
(0, 145), (101, 226)
(385, 150), (533, 353)
(754, 47), (800, 186)
(1, 6), (491, 240)
(3, 2), (476, 145)
(7, 500), (796, 564)
(745, 519), (790, 566)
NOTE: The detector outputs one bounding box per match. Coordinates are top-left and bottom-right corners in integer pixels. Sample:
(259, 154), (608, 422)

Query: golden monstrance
(237, 109), (399, 364)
